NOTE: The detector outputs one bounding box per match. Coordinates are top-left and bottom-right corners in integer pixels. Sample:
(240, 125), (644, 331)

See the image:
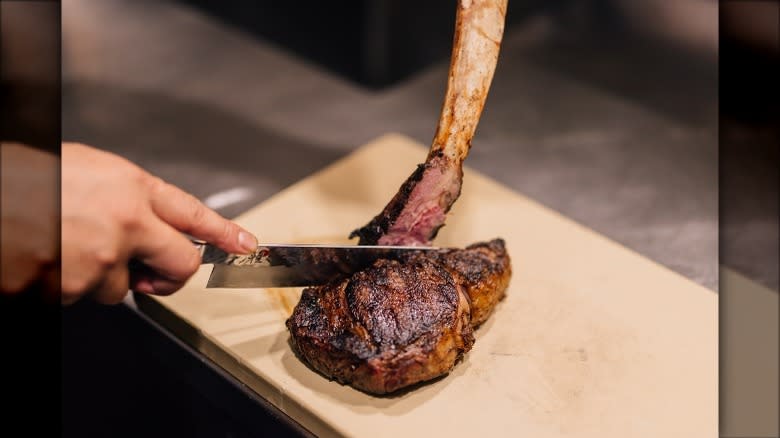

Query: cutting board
(136, 133), (717, 437)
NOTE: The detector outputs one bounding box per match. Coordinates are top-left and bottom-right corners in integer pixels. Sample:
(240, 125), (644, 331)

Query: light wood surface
(137, 133), (717, 437)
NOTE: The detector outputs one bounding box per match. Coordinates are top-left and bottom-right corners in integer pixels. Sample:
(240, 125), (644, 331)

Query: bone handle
(430, 0), (508, 164)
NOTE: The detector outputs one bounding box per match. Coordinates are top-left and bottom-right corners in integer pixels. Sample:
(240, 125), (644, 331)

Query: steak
(286, 238), (511, 394)
(286, 0), (511, 395)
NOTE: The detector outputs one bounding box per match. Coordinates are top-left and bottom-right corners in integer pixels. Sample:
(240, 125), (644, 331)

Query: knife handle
(190, 238), (235, 265)
(127, 240), (228, 277)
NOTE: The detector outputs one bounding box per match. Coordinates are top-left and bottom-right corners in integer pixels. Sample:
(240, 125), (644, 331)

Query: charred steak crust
(417, 238), (511, 327)
(287, 257), (474, 395)
(286, 238), (510, 395)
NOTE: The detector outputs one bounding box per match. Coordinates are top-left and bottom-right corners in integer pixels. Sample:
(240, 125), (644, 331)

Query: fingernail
(133, 278), (155, 295)
(238, 230), (258, 253)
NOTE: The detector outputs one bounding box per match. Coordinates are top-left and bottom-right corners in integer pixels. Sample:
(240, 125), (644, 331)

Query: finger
(131, 216), (202, 283)
(92, 263), (130, 305)
(61, 217), (121, 305)
(148, 179), (257, 254)
(130, 273), (185, 296)
(129, 262), (186, 296)
(128, 261), (155, 295)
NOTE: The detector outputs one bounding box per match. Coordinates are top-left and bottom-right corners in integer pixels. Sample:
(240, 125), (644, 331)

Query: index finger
(147, 178), (258, 254)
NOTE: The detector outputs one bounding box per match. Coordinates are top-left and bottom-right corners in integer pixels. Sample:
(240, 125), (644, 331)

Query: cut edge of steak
(349, 153), (463, 246)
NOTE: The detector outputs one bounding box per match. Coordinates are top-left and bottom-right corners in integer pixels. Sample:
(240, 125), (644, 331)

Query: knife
(191, 239), (443, 288)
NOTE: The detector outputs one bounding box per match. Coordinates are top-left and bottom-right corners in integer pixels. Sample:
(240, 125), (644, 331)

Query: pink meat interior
(377, 163), (462, 246)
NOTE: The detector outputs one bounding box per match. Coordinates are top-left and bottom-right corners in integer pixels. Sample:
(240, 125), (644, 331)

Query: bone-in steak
(286, 239), (510, 394)
(286, 0), (511, 395)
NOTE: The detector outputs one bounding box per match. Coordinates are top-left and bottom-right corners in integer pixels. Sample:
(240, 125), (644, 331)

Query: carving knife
(192, 239), (443, 288)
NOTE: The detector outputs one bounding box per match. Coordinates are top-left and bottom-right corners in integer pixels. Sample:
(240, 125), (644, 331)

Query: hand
(0, 142), (59, 300)
(61, 143), (258, 305)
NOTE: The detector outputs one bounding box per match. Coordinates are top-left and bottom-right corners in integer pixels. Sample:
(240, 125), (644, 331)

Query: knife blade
(192, 239), (443, 288)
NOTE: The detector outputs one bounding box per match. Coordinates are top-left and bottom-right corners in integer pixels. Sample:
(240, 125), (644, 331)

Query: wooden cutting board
(136, 133), (717, 438)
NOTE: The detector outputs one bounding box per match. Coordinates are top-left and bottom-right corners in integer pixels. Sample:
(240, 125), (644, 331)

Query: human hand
(0, 142), (59, 301)
(61, 143), (258, 305)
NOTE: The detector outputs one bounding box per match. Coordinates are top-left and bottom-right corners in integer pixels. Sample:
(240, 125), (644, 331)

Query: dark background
(0, 0), (776, 437)
(179, 0), (562, 88)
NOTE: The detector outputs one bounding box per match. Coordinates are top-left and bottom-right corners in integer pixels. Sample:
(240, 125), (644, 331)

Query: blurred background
(0, 0), (768, 436)
(61, 0), (723, 287)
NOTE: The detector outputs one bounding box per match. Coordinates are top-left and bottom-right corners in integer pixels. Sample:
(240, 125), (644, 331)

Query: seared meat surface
(405, 239), (511, 327)
(286, 239), (510, 394)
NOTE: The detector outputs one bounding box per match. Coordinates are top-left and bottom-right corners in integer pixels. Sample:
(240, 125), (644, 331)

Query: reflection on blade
(203, 244), (444, 288)
(207, 264), (347, 288)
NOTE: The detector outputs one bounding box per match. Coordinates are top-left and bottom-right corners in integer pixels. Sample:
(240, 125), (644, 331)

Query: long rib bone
(351, 0), (508, 246)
